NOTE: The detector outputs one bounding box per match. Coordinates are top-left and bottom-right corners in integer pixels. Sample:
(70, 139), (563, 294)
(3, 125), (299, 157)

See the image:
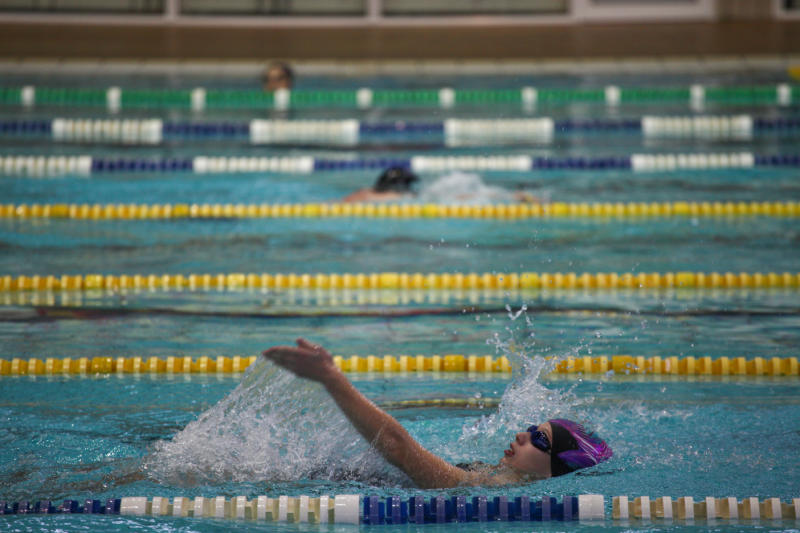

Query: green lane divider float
(3, 84), (797, 111)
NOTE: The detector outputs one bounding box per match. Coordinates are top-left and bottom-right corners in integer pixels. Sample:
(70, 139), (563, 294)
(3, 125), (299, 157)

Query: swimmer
(343, 167), (540, 204)
(263, 338), (612, 489)
(263, 61), (294, 91)
(342, 167), (419, 203)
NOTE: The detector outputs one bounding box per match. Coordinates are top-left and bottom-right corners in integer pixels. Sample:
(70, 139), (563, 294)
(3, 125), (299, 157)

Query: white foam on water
(145, 358), (405, 486)
(417, 172), (519, 205)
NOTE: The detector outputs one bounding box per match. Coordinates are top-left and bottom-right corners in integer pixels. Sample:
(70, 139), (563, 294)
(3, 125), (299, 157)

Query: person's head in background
(341, 167), (419, 203)
(374, 167), (419, 195)
(263, 62), (294, 91)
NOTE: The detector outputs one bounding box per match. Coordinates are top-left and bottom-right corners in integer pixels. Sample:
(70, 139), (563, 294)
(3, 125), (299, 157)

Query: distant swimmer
(262, 61), (294, 91)
(342, 167), (420, 203)
(343, 167), (540, 204)
(263, 338), (612, 489)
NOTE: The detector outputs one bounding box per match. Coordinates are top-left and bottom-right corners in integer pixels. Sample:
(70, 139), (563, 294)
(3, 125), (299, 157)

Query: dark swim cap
(373, 167), (419, 193)
(548, 419), (613, 477)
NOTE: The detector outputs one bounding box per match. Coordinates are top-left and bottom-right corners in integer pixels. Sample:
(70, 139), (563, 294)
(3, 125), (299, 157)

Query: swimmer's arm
(322, 367), (470, 488)
(263, 339), (469, 488)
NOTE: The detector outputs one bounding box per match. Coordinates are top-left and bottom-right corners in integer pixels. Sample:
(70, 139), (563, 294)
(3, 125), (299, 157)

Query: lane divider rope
(1, 354), (798, 376)
(3, 83), (796, 110)
(2, 272), (798, 292)
(7, 287), (792, 311)
(1, 495), (798, 523)
(378, 399), (502, 409)
(5, 152), (800, 176)
(2, 202), (798, 219)
(2, 115), (798, 146)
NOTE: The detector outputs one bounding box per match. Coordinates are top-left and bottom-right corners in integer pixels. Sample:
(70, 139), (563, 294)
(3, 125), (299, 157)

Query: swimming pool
(1, 63), (799, 531)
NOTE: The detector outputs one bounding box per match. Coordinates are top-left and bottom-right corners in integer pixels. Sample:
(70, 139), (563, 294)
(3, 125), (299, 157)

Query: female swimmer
(263, 338), (611, 488)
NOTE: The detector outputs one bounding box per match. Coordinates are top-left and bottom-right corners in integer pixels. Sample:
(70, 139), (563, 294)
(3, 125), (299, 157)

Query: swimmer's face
(264, 66), (291, 91)
(500, 421), (552, 479)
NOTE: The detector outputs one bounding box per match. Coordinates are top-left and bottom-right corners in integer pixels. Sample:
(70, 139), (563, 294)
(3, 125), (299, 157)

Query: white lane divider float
(521, 87), (538, 111)
(777, 83), (792, 106)
(444, 118), (554, 147)
(605, 85), (621, 106)
(51, 118), (163, 144)
(439, 88), (456, 109)
(192, 155), (314, 173)
(273, 88), (290, 111)
(630, 152), (755, 171)
(410, 155), (532, 172)
(106, 87), (121, 113)
(191, 88), (206, 112)
(0, 155), (92, 177)
(356, 88), (373, 109)
(249, 119), (359, 146)
(641, 115), (753, 139)
(21, 85), (35, 107)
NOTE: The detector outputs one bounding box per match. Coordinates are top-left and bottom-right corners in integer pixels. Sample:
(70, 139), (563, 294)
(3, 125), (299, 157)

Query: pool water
(1, 67), (799, 532)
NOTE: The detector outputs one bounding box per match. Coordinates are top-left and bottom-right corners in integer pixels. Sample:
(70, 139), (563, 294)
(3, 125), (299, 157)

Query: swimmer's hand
(262, 338), (337, 383)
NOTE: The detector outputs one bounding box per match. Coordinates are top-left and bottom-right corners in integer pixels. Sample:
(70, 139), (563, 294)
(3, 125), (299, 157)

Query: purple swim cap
(547, 419), (612, 476)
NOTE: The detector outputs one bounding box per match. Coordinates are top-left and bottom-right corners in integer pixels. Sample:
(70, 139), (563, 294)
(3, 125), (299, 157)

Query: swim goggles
(527, 425), (552, 453)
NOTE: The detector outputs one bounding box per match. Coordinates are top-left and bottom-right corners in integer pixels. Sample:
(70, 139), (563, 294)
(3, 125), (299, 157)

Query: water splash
(456, 309), (590, 462)
(147, 312), (591, 485)
(417, 172), (519, 205)
(145, 358), (406, 486)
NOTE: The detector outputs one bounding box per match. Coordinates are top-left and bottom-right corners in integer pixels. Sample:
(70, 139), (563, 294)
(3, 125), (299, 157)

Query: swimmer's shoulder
(342, 189), (409, 203)
(341, 188), (372, 203)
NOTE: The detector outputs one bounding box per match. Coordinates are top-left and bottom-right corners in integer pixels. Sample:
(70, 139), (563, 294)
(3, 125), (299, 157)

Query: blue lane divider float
(2, 152), (799, 177)
(2, 115), (799, 147)
(0, 119), (51, 134)
(362, 494), (585, 524)
(0, 498), (121, 515)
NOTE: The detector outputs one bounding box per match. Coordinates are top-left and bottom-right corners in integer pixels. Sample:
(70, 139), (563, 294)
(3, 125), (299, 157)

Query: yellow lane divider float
(1, 201), (799, 219)
(2, 271), (799, 292)
(1, 354), (798, 376)
(613, 495), (800, 521)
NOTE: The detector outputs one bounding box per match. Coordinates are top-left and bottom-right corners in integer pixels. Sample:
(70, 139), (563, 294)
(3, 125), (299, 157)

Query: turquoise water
(1, 217), (799, 274)
(1, 69), (799, 531)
